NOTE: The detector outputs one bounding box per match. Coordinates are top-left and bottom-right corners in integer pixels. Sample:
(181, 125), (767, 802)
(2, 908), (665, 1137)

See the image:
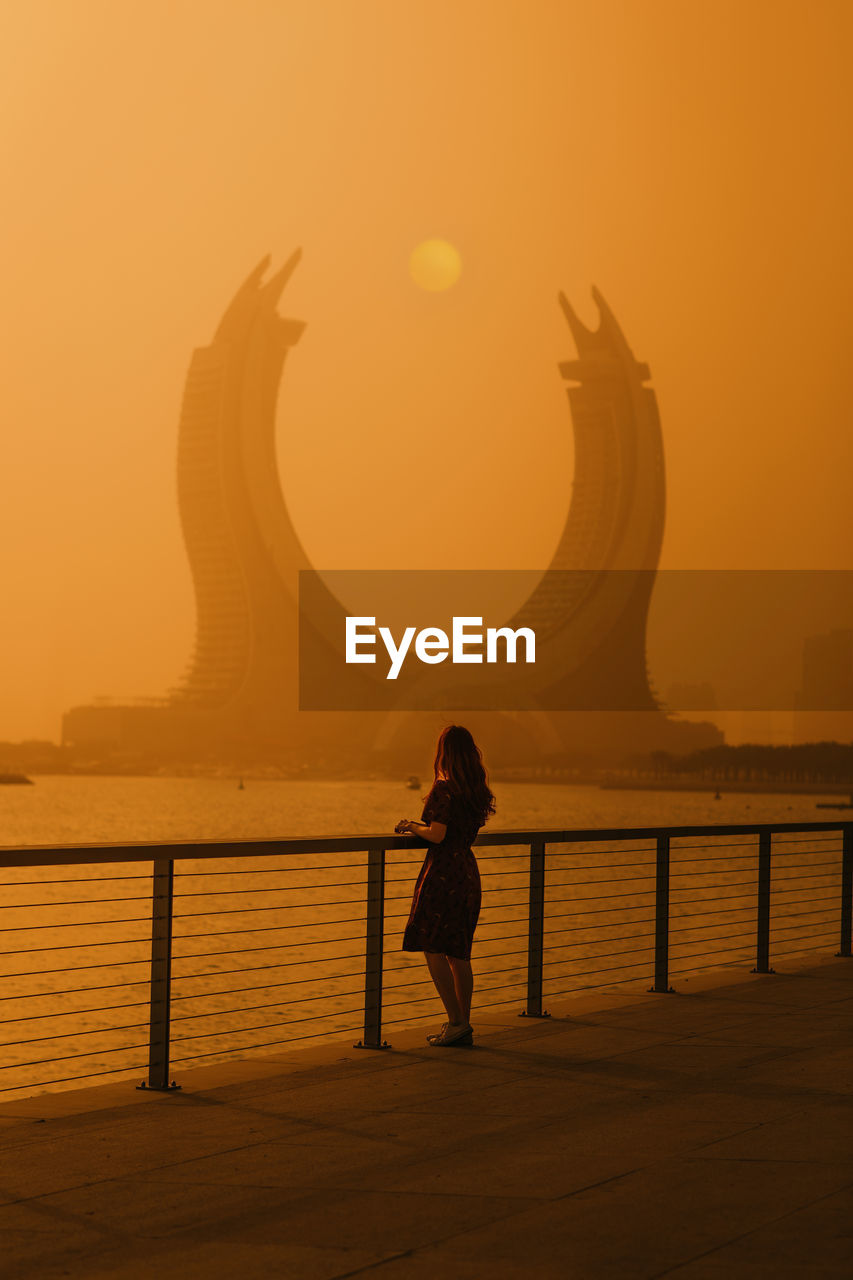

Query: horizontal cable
(387, 862), (528, 884)
(669, 903), (755, 928)
(669, 873), (754, 886)
(770, 894), (836, 912)
(170, 985), (368, 1021)
(544, 891), (652, 907)
(0, 1017), (150, 1048)
(386, 962), (525, 997)
(670, 916), (755, 937)
(670, 839), (757, 853)
(545, 871), (656, 891)
(456, 909), (527, 923)
(543, 915), (656, 938)
(471, 931), (531, 947)
(540, 865), (648, 885)
(0, 916), (149, 933)
(173, 918), (370, 941)
(0, 1061), (149, 1095)
(472, 918), (527, 931)
(669, 887), (757, 905)
(4, 894), (153, 909)
(0, 956), (151, 979)
(172, 951), (367, 984)
(546, 925), (654, 946)
(545, 972), (647, 999)
(772, 917), (835, 934)
(672, 927), (757, 949)
(544, 955), (651, 982)
(545, 940), (654, 966)
(173, 933), (370, 962)
(0, 977), (150, 1002)
(772, 867), (840, 882)
(0, 1041), (150, 1071)
(383, 977), (527, 1014)
(0, 995), (148, 1026)
(383, 976), (434, 994)
(380, 948), (526, 975)
(478, 869), (530, 879)
(669, 855), (755, 868)
(666, 958), (750, 978)
(669, 942), (755, 963)
(544, 855), (657, 872)
(545, 903), (657, 923)
(0, 937), (149, 958)
(543, 845), (657, 858)
(386, 890), (482, 904)
(0, 1060), (149, 1095)
(770, 940), (834, 958)
(0, 874), (151, 886)
(462, 949), (526, 963)
(169, 1022), (362, 1064)
(175, 879), (366, 898)
(173, 896), (370, 919)
(544, 887), (657, 907)
(381, 991), (526, 1026)
(178, 862), (367, 877)
(773, 892), (838, 911)
(772, 927), (836, 943)
(772, 835), (842, 847)
(172, 969), (362, 1001)
(170, 1006), (364, 1043)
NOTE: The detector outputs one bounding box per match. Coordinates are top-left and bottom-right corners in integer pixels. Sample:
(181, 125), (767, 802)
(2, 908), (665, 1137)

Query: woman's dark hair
(432, 724), (496, 826)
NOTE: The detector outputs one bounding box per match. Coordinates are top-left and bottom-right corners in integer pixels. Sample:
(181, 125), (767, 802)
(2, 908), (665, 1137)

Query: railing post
(138, 859), (179, 1091)
(752, 830), (775, 974)
(649, 834), (674, 993)
(521, 840), (549, 1018)
(355, 844), (390, 1049)
(837, 825), (852, 958)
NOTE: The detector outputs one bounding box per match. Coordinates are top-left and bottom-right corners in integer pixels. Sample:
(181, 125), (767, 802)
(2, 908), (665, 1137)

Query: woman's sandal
(428, 1022), (473, 1047)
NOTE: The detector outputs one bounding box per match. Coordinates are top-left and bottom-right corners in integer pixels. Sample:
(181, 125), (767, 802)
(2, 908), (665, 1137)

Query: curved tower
(171, 252), (306, 709)
(505, 287), (665, 711)
(374, 286), (679, 761)
(167, 253), (374, 758)
(63, 257), (720, 766)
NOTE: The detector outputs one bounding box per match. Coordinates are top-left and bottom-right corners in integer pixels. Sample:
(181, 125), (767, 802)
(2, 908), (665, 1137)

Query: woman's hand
(394, 818), (447, 843)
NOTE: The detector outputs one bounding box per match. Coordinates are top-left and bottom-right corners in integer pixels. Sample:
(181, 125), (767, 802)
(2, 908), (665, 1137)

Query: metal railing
(0, 820), (850, 1098)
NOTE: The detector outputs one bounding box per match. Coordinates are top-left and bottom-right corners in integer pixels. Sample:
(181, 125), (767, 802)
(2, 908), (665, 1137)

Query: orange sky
(1, 0), (851, 743)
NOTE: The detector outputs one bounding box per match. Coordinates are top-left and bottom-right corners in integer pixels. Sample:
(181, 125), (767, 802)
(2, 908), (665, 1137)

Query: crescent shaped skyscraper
(62, 256), (719, 768)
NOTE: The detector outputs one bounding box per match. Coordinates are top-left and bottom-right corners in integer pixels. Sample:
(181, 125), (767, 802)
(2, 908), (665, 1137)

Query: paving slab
(396, 1157), (853, 1277)
(661, 1183), (853, 1278)
(0, 955), (850, 1280)
(691, 1101), (853, 1164)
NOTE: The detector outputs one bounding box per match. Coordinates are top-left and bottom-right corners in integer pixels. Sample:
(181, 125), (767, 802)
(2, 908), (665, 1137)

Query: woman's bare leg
(424, 952), (464, 1024)
(447, 957), (473, 1024)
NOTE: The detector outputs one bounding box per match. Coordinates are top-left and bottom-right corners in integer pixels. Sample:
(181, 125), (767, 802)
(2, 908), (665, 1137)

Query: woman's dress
(401, 779), (482, 961)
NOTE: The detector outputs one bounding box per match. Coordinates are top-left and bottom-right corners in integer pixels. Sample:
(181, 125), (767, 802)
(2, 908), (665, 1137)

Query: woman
(395, 724), (495, 1046)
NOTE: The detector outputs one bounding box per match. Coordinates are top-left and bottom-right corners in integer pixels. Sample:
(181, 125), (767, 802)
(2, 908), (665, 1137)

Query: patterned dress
(401, 779), (483, 961)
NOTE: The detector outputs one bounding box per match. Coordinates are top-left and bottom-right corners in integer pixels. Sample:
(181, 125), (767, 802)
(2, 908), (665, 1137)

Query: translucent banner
(298, 569), (853, 712)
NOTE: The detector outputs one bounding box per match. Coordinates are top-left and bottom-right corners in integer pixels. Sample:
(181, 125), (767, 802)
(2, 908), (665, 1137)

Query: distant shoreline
(600, 778), (852, 797)
(16, 769), (853, 799)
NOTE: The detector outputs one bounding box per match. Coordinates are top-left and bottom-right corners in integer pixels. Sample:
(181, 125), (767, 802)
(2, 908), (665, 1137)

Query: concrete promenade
(1, 955), (851, 1279)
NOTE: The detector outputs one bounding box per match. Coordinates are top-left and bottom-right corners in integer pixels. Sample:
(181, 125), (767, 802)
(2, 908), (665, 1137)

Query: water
(0, 776), (844, 1099)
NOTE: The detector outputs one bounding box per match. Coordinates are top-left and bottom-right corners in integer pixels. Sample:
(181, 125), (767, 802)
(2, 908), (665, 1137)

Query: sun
(409, 239), (462, 292)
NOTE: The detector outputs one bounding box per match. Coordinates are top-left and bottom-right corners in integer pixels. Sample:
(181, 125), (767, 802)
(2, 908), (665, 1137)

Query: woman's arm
(396, 819), (447, 843)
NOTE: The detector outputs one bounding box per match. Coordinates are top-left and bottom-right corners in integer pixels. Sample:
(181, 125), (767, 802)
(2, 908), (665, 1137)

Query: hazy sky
(2, 0), (851, 743)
